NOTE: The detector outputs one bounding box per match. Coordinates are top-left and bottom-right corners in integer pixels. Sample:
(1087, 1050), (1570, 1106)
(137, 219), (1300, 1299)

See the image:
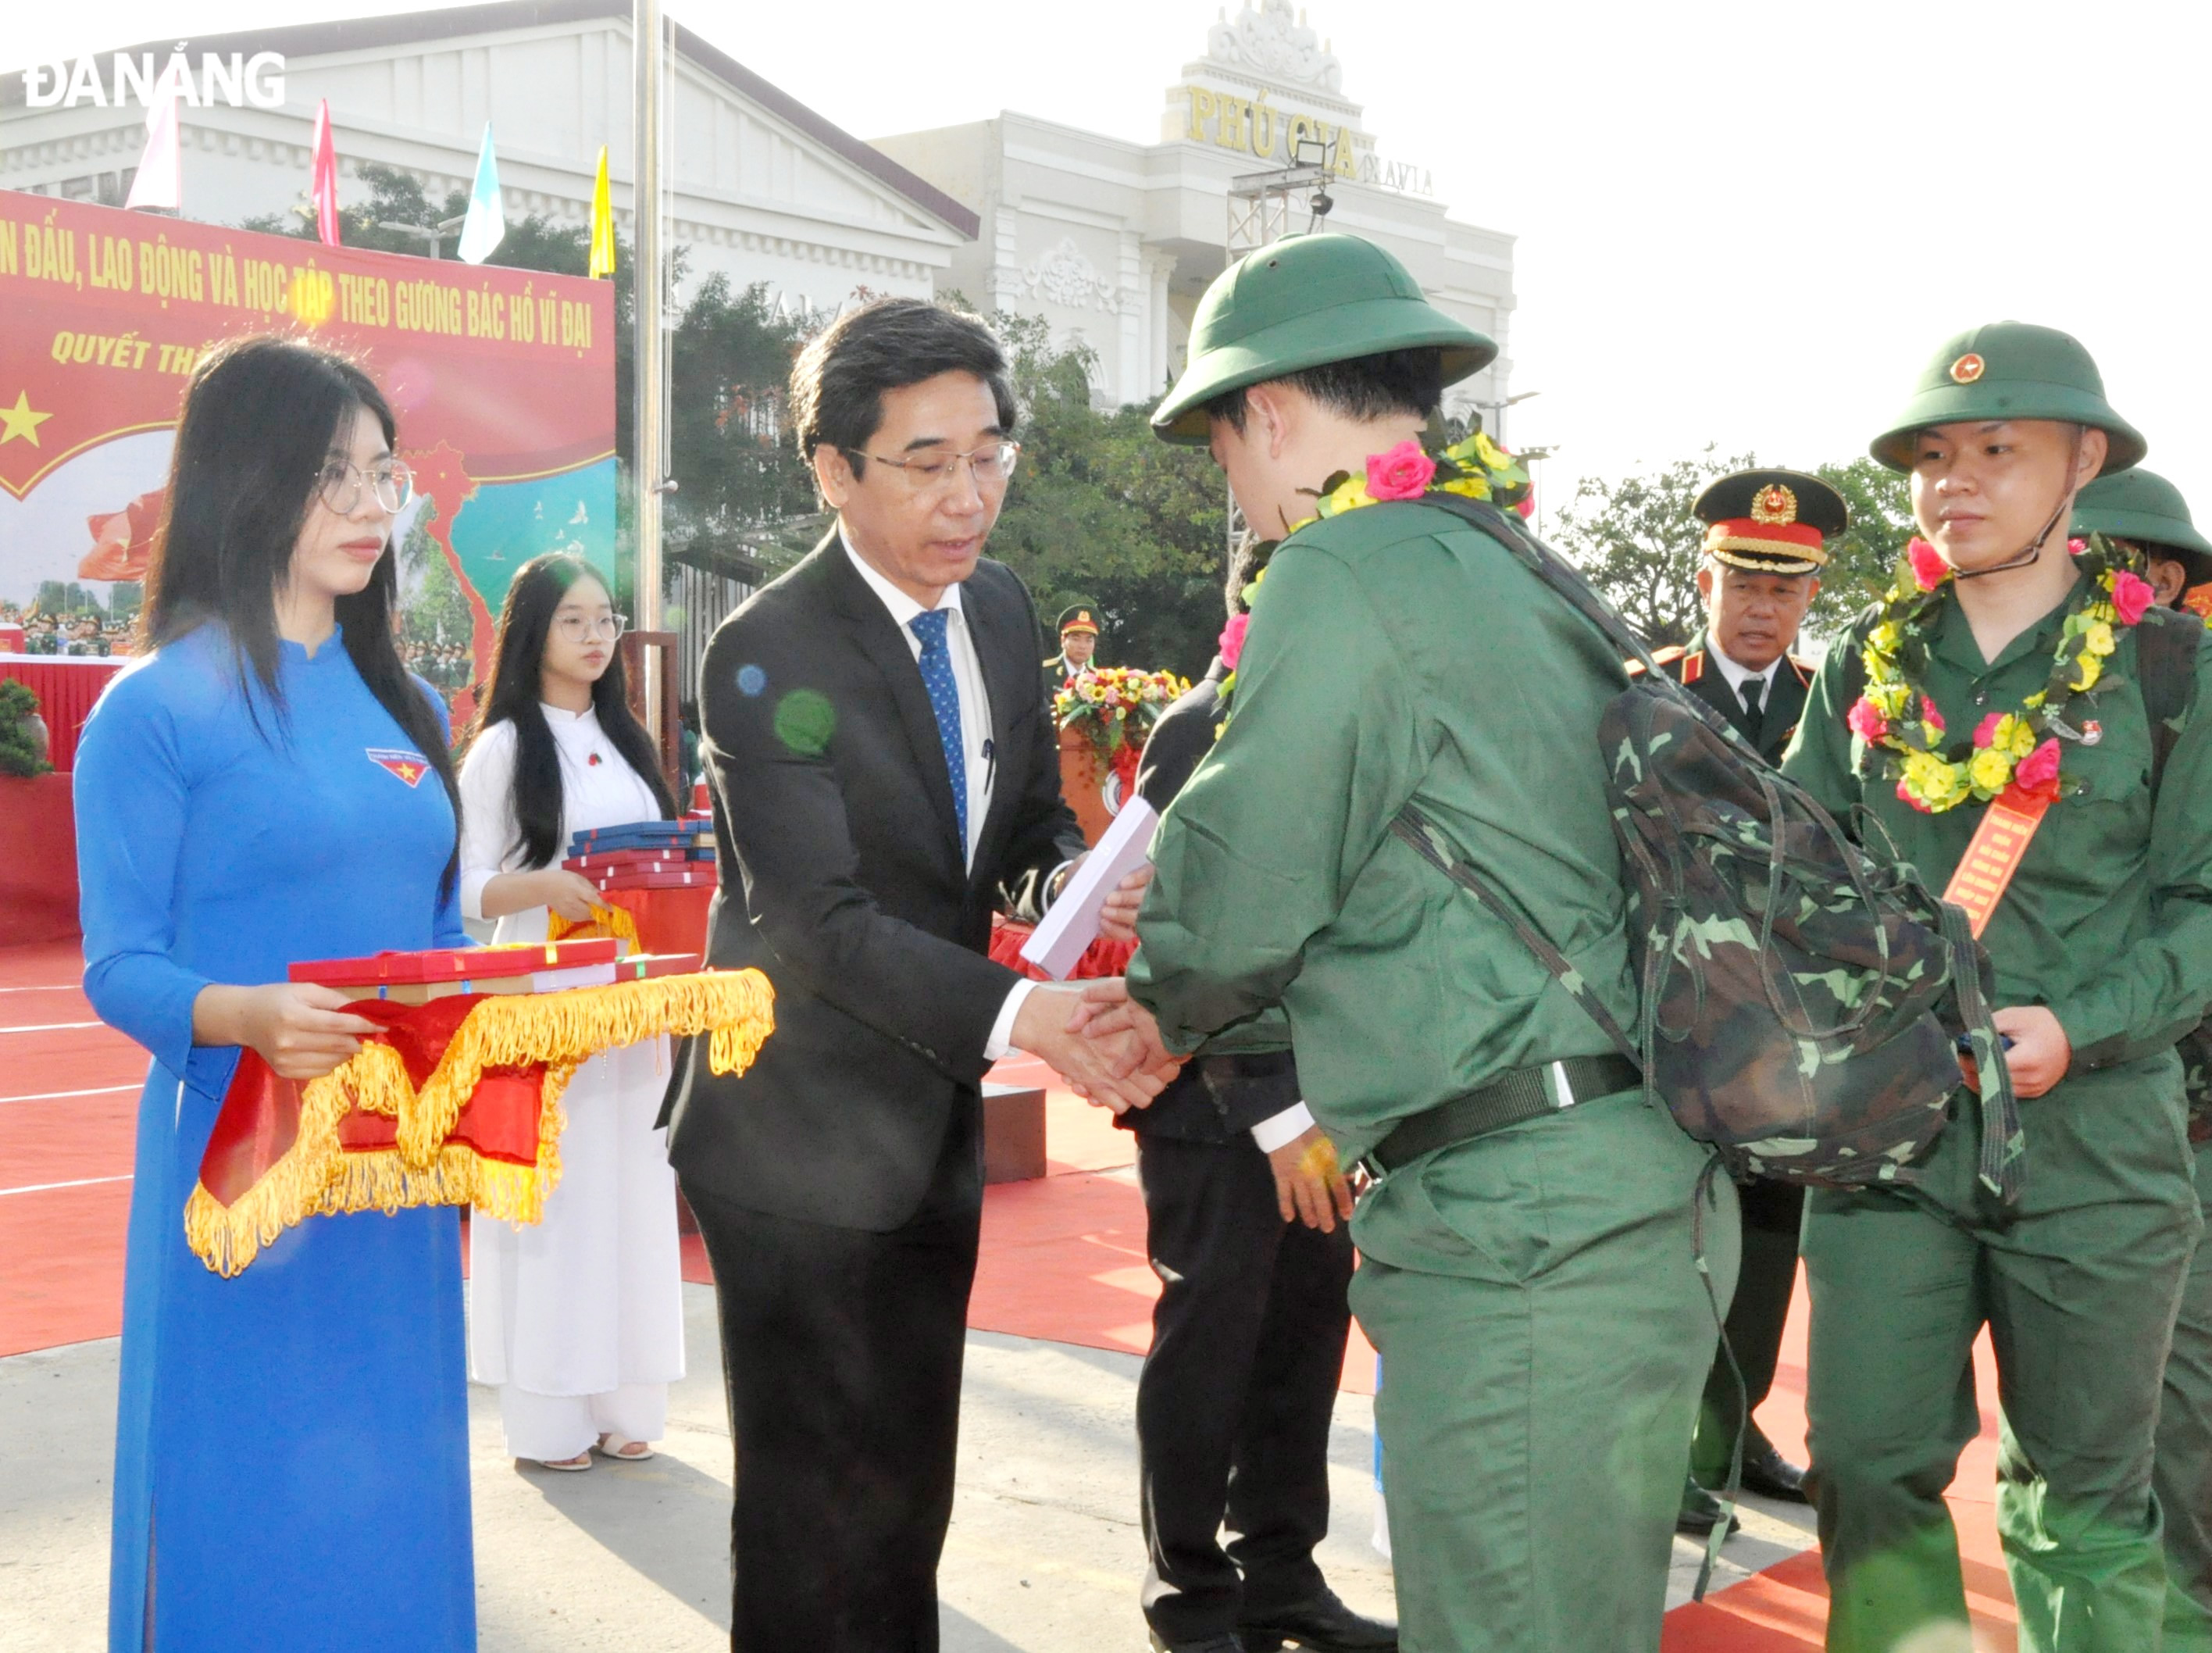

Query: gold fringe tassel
(184, 969), (773, 1278)
(548, 904), (642, 950)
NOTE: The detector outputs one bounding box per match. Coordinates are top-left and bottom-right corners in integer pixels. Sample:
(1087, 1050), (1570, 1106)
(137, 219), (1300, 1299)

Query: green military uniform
(2074, 469), (2212, 1653)
(1783, 323), (2212, 1652)
(1129, 233), (1733, 1651)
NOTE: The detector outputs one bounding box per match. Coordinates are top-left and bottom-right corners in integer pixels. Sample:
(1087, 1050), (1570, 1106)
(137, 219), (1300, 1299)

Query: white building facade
(0, 0), (976, 317)
(874, 0), (1517, 422)
(3, 0), (1514, 413)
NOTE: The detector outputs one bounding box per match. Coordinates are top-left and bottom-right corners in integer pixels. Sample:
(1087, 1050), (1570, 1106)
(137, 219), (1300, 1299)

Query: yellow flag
(589, 145), (615, 279)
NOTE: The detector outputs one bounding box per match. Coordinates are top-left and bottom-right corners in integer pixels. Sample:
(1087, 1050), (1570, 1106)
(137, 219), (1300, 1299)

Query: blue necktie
(908, 608), (968, 856)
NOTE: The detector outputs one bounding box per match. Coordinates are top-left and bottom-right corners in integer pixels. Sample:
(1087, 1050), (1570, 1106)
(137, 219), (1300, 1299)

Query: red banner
(0, 192), (616, 727)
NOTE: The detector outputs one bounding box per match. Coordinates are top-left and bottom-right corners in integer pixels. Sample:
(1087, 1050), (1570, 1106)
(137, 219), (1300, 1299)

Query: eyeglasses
(850, 441), (1021, 496)
(316, 458), (415, 515)
(554, 612), (628, 641)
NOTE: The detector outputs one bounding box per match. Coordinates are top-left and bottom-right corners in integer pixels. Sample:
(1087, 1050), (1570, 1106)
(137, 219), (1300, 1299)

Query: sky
(10, 0), (2212, 518)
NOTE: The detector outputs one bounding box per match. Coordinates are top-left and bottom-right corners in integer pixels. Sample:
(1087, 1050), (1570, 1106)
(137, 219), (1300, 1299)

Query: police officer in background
(1044, 603), (1102, 694)
(1636, 468), (1840, 1536)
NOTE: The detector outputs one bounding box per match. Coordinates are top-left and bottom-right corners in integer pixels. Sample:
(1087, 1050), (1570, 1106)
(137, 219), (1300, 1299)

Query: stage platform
(0, 938), (2023, 1648)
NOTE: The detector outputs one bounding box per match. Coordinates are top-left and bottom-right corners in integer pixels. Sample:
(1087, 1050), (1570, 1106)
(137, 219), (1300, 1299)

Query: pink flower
(2112, 569), (2157, 627)
(1846, 697), (1890, 742)
(1365, 440), (1437, 502)
(1515, 494), (1536, 519)
(2014, 737), (2061, 794)
(1972, 712), (2005, 748)
(1907, 538), (1950, 591)
(1218, 611), (1250, 670)
(1896, 778), (1932, 813)
(1921, 697), (1945, 736)
(2068, 537), (2088, 555)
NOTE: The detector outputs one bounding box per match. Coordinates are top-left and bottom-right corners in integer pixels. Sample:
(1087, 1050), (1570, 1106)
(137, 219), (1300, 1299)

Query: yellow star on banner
(0, 391), (53, 448)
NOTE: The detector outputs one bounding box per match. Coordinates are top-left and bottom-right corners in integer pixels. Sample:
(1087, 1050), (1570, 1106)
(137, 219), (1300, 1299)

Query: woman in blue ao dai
(75, 337), (476, 1651)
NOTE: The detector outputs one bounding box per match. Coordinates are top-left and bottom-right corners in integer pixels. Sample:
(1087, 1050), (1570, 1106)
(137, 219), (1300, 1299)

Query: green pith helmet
(1151, 234), (1496, 444)
(2073, 468), (2212, 583)
(1869, 321), (2144, 477)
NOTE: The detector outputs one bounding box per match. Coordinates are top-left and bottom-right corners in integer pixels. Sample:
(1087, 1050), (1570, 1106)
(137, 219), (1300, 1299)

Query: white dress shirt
(841, 536), (1035, 1060)
(1706, 643), (1773, 719)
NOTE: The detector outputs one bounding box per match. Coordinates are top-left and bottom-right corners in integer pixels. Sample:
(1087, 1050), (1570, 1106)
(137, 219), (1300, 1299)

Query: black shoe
(1739, 1442), (1810, 1503)
(1147, 1633), (1247, 1653)
(1675, 1476), (1741, 1538)
(1240, 1587), (1397, 1652)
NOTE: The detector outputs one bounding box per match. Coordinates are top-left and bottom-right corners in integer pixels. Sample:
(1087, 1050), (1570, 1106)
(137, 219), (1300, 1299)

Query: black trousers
(683, 1099), (983, 1653)
(1691, 1176), (1805, 1484)
(1135, 1132), (1355, 1644)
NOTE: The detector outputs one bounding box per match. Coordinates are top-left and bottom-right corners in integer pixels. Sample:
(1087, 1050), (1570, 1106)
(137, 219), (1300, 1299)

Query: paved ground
(0, 1283), (1813, 1651)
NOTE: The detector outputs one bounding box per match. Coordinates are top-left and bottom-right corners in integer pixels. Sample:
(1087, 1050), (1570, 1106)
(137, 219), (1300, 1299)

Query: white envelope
(1019, 798), (1160, 980)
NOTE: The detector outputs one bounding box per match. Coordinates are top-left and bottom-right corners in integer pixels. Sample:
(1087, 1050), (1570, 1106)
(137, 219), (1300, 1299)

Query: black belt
(1358, 1054), (1641, 1179)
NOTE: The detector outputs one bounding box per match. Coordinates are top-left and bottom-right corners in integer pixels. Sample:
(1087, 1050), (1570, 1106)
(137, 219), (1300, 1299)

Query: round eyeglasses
(316, 458), (415, 515)
(849, 441), (1022, 496)
(554, 612), (629, 642)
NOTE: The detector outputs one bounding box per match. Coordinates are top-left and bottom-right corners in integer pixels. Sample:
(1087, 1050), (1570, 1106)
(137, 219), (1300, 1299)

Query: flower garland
(1215, 427), (1534, 706)
(1850, 532), (2160, 813)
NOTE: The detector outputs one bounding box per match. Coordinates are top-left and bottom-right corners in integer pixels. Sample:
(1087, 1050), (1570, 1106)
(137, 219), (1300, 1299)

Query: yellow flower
(2071, 652), (2103, 691)
(1987, 712), (2036, 759)
(1868, 680), (1911, 719)
(1968, 747), (2015, 796)
(1322, 476), (1375, 516)
(1868, 621), (1903, 653)
(1439, 474), (1493, 500)
(2085, 620), (2117, 658)
(1475, 431), (1512, 470)
(1903, 752), (1971, 810)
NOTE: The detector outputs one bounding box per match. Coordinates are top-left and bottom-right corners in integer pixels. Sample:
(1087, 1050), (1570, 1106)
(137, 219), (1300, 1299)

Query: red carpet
(0, 939), (2025, 1647)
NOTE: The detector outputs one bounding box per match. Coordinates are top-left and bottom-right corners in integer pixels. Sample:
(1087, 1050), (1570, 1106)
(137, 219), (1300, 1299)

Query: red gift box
(591, 868), (715, 891)
(565, 849), (690, 873)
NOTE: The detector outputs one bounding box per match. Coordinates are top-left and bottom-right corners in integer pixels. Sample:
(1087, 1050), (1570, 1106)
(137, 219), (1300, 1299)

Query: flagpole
(633, 0), (667, 746)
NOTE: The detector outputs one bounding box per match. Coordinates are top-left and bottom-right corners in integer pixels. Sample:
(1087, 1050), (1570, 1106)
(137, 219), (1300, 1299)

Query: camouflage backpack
(1390, 493), (2023, 1205)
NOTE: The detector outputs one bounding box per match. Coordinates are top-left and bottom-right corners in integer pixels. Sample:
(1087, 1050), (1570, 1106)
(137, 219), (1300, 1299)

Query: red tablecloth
(0, 656), (124, 772)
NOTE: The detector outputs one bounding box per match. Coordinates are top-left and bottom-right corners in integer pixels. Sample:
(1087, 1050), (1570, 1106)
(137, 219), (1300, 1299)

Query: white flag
(124, 75), (182, 211)
(455, 123), (505, 265)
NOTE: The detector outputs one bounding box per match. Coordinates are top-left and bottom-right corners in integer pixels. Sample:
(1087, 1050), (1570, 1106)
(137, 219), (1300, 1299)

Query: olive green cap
(1869, 321), (2144, 477)
(2072, 468), (2212, 582)
(1151, 234), (1496, 444)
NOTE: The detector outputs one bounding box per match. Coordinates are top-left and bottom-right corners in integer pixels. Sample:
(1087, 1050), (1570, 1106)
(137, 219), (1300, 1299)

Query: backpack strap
(1389, 803), (1642, 1069)
(2135, 606), (2202, 794)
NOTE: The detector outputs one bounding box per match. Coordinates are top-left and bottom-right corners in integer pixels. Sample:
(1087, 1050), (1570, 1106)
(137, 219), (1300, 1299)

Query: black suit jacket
(663, 534), (1086, 1230)
(1123, 660), (1301, 1143)
(1636, 632), (1812, 766)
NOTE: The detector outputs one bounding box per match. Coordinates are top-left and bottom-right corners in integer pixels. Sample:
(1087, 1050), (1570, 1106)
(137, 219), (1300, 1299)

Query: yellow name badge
(1942, 786), (2056, 937)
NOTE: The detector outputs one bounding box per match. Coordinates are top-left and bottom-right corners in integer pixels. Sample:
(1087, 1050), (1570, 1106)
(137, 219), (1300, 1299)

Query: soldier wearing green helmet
(2075, 467), (2212, 1653)
(1782, 322), (2212, 1653)
(1099, 231), (1736, 1650)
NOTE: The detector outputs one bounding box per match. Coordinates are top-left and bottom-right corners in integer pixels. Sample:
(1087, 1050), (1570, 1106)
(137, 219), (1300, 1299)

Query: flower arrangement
(1850, 532), (2157, 813)
(1054, 665), (1190, 759)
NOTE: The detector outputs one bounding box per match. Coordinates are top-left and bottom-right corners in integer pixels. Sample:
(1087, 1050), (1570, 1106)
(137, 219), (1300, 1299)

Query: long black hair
(466, 553), (675, 869)
(141, 334), (462, 893)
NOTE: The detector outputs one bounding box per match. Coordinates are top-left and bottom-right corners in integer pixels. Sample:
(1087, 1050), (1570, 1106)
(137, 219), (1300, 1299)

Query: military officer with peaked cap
(1783, 322), (2212, 1653)
(1638, 468), (1840, 1537)
(2075, 466), (2212, 1653)
(1043, 603), (1102, 695)
(1093, 230), (1735, 1651)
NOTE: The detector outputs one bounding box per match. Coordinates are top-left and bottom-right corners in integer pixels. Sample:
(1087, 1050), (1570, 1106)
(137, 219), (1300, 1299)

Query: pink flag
(123, 74), (182, 212)
(311, 99), (341, 247)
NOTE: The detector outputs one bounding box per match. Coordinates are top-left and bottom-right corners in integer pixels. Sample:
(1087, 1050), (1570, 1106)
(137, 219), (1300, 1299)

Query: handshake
(1009, 977), (1182, 1114)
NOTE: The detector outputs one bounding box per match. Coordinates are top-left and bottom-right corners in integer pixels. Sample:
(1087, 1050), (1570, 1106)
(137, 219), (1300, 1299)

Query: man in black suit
(1632, 467), (1839, 1535)
(1097, 547), (1395, 1653)
(663, 298), (1175, 1651)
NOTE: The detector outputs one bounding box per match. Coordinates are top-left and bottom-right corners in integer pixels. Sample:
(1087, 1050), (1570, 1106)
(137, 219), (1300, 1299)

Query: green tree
(984, 313), (1227, 676)
(1549, 447), (1756, 650)
(1811, 456), (1914, 627)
